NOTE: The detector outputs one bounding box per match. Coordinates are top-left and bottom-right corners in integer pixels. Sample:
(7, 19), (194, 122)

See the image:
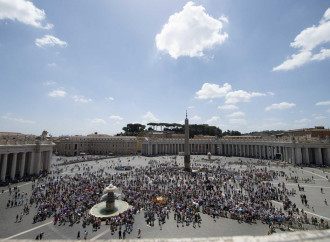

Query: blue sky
(0, 0), (329, 136)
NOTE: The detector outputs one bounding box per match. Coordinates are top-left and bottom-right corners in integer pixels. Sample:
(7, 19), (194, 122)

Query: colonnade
(0, 150), (52, 181)
(142, 140), (217, 156)
(218, 143), (330, 165)
(142, 138), (330, 166)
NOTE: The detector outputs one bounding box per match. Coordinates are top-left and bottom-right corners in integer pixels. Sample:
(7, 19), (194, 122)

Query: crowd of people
(3, 156), (329, 239)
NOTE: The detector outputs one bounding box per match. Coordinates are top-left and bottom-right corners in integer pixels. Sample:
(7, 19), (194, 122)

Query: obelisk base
(184, 155), (191, 172)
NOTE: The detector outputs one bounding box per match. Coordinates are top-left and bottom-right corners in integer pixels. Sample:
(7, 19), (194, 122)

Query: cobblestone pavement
(1, 155), (330, 240)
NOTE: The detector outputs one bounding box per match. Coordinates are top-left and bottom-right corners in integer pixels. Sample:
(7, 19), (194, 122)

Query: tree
(223, 130), (241, 136)
(122, 123), (146, 136)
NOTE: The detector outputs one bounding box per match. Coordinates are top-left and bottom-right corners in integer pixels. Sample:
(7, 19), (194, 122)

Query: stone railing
(0, 136), (37, 145)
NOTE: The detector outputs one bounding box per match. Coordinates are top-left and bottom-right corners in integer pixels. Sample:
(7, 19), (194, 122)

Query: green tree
(122, 123), (146, 136)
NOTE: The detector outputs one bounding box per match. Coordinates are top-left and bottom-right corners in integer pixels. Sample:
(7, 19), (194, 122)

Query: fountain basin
(89, 200), (130, 219)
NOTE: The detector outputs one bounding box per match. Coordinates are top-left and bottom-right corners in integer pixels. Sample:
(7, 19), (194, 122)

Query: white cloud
(0, 0), (53, 29)
(273, 8), (330, 71)
(187, 106), (195, 109)
(227, 111), (245, 118)
(229, 118), (247, 125)
(267, 91), (275, 96)
(327, 109), (330, 113)
(265, 102), (296, 111)
(90, 118), (106, 125)
(43, 81), (56, 86)
(311, 48), (330, 61)
(294, 118), (310, 125)
(314, 115), (327, 120)
(2, 113), (35, 124)
(109, 115), (123, 121)
(219, 15), (228, 23)
(142, 111), (159, 124)
(205, 116), (220, 124)
(155, 1), (228, 59)
(48, 89), (67, 98)
(273, 51), (312, 71)
(218, 104), (238, 110)
(190, 115), (201, 121)
(47, 63), (57, 67)
(35, 35), (67, 48)
(106, 97), (114, 101)
(72, 95), (92, 103)
(316, 100), (330, 106)
(225, 90), (265, 104)
(195, 83), (231, 99)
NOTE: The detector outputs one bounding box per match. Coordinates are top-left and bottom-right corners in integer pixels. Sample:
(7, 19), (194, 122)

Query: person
(123, 230), (126, 239)
(325, 199), (328, 206)
(77, 231), (80, 240)
(39, 232), (44, 240)
(321, 188), (323, 193)
(119, 230), (122, 239)
(84, 230), (88, 240)
(137, 228), (141, 238)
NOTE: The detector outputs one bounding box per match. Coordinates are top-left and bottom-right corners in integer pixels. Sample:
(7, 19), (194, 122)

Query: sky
(0, 0), (330, 136)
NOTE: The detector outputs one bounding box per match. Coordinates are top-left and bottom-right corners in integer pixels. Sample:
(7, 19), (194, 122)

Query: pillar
(285, 147), (289, 163)
(20, 152), (26, 178)
(324, 148), (330, 166)
(303, 148), (310, 165)
(11, 153), (17, 180)
(295, 147), (302, 165)
(47, 151), (52, 171)
(1, 154), (8, 181)
(35, 151), (41, 174)
(315, 148), (323, 165)
(27, 152), (34, 175)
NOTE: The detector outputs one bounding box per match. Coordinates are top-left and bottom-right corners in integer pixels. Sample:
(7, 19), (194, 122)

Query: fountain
(89, 184), (130, 219)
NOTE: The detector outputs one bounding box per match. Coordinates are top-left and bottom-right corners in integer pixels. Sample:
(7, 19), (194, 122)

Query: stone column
(211, 144), (215, 155)
(27, 152), (34, 175)
(270, 146), (274, 160)
(1, 154), (8, 181)
(20, 152), (26, 178)
(324, 148), (330, 166)
(285, 147), (289, 163)
(315, 148), (323, 165)
(290, 148), (294, 164)
(11, 153), (17, 180)
(47, 151), (52, 171)
(35, 151), (41, 174)
(303, 148), (310, 165)
(295, 148), (302, 165)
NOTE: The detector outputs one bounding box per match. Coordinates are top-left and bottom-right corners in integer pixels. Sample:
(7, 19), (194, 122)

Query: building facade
(0, 131), (54, 181)
(55, 133), (137, 156)
(281, 126), (330, 140)
(142, 136), (330, 166)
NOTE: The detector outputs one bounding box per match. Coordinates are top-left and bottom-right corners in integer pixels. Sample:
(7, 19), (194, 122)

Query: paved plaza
(0, 155), (330, 240)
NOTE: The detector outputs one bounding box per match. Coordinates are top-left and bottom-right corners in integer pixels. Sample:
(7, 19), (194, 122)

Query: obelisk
(184, 111), (191, 171)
